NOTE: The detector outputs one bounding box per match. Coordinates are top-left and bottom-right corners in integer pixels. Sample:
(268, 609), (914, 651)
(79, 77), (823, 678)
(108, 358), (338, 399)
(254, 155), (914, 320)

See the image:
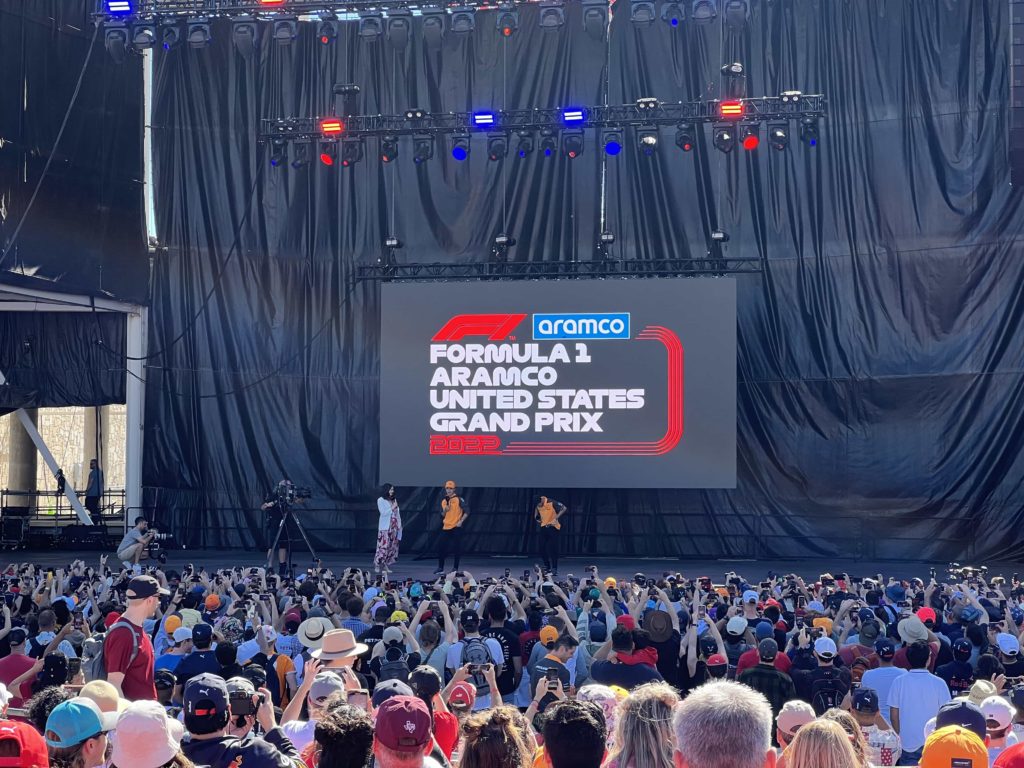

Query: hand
(302, 658), (323, 689)
(452, 664), (471, 683)
(100, 555), (108, 566)
(256, 687), (276, 730)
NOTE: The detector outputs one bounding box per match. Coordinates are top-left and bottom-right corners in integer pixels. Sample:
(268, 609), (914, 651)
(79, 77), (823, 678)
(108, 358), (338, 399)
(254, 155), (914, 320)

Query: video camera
(147, 528), (174, 564)
(948, 563), (987, 581)
(275, 480), (312, 506)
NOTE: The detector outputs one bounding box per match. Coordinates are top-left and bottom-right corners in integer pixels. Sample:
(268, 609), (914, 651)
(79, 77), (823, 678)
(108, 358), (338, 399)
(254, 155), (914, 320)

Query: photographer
(262, 480), (302, 577)
(117, 516), (157, 571)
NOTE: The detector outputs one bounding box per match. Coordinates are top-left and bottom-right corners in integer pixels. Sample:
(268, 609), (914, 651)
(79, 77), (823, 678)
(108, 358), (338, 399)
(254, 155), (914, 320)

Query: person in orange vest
(435, 480), (469, 574)
(534, 496), (568, 575)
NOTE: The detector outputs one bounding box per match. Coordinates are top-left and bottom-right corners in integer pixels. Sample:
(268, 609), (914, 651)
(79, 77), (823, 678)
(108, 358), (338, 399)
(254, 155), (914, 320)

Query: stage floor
(10, 550), (1010, 583)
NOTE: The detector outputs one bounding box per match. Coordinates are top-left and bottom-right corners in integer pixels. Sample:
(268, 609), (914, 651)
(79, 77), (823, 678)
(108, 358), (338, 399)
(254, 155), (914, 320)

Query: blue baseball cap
(45, 697), (116, 747)
(192, 623), (214, 646)
(884, 583), (906, 602)
(754, 621), (774, 641)
(858, 607), (876, 623)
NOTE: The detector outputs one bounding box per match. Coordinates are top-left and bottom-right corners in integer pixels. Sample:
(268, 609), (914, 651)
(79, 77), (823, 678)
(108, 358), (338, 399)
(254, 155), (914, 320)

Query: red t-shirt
(0, 654), (35, 706)
(735, 648), (792, 676)
(104, 619), (156, 700)
(893, 641), (939, 672)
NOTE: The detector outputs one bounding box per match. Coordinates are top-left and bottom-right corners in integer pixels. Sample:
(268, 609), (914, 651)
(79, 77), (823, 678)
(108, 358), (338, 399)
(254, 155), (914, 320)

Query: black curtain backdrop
(145, 0), (1024, 562)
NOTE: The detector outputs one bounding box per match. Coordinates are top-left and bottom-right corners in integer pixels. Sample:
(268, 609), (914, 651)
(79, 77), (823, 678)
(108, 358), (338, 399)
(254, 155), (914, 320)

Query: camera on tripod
(147, 528), (175, 564)
(275, 481), (312, 506)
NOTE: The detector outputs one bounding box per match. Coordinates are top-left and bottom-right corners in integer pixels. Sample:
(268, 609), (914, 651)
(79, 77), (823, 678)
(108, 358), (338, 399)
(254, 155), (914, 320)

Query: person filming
(262, 479), (302, 576)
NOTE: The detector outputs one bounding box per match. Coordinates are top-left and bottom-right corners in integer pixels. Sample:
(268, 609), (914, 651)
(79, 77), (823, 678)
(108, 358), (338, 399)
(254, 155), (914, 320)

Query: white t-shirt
(281, 720), (316, 752)
(445, 637), (505, 711)
(860, 666), (907, 725)
(888, 669), (951, 752)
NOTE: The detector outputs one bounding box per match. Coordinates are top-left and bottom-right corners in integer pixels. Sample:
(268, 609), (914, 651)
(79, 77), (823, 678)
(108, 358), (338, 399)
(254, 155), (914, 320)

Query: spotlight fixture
(739, 123), (759, 150)
(421, 5), (446, 48)
(713, 125), (735, 153)
(636, 97), (660, 113)
(661, 1), (684, 26)
(319, 142), (338, 166)
(130, 23), (156, 50)
(562, 129), (584, 159)
(602, 129), (623, 155)
(232, 17), (260, 58)
(719, 100), (745, 118)
(494, 233), (516, 247)
(291, 142), (310, 168)
(380, 135), (399, 163)
(539, 0), (565, 28)
(405, 108), (427, 121)
(451, 133), (471, 161)
(562, 108), (586, 125)
(160, 23), (181, 50)
(387, 8), (412, 48)
(768, 122), (789, 150)
(320, 118), (345, 136)
(539, 129), (558, 157)
(691, 0), (717, 22)
(780, 90), (803, 104)
(270, 138), (288, 167)
(472, 112), (496, 128)
(675, 123), (696, 151)
(581, 0), (609, 39)
(516, 131), (535, 158)
(723, 0), (749, 29)
(186, 19), (212, 48)
(359, 11), (384, 39)
(487, 133), (509, 161)
(106, 0), (132, 15)
(496, 5), (519, 36)
(450, 7), (476, 34)
(710, 230), (730, 242)
(272, 17), (298, 45)
(721, 62), (747, 99)
(258, 0), (285, 5)
(104, 25), (128, 63)
(317, 15), (339, 44)
(413, 134), (435, 163)
(341, 138), (364, 167)
(637, 128), (659, 156)
(385, 236), (403, 249)
(600, 232), (615, 244)
(799, 116), (819, 146)
(630, 0), (656, 23)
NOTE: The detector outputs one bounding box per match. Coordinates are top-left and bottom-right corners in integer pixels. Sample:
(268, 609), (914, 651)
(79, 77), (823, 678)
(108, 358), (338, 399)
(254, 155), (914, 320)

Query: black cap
(459, 609), (479, 626)
(192, 623), (214, 647)
(8, 628), (26, 646)
(184, 672), (228, 718)
(852, 687), (879, 713)
(874, 638), (896, 660)
(935, 700), (986, 741)
(1010, 684), (1024, 711)
(409, 666), (442, 699)
(154, 669), (177, 690)
(125, 575), (170, 600)
(758, 638), (778, 662)
(952, 637), (972, 662)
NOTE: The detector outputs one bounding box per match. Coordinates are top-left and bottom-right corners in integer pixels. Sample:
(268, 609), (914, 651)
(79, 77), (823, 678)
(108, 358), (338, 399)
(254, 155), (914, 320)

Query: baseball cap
(0, 719), (49, 768)
(952, 637), (973, 662)
(852, 687), (879, 713)
(617, 615), (637, 631)
(726, 616), (747, 636)
(757, 638), (778, 662)
(935, 700), (987, 741)
(7, 628), (26, 647)
(814, 637), (838, 659)
(706, 653), (728, 667)
(1010, 685), (1024, 712)
(225, 677), (255, 696)
(448, 681), (476, 710)
(919, 725), (987, 768)
(183, 673), (229, 719)
(982, 695), (1017, 730)
(875, 638), (896, 660)
(409, 666), (443, 700)
(858, 607), (876, 623)
(812, 617), (834, 636)
(154, 670), (176, 691)
(375, 696), (432, 753)
(998, 633), (1021, 656)
(806, 600), (826, 613)
(44, 698), (116, 748)
(603, 577), (617, 588)
(917, 607), (937, 624)
(372, 679), (414, 709)
(309, 673), (346, 706)
(961, 606), (983, 623)
(885, 583), (907, 603)
(191, 623), (213, 647)
(754, 621), (774, 641)
(204, 595), (220, 611)
(173, 627), (193, 644)
(79, 680), (127, 715)
(539, 626), (559, 645)
(860, 620), (880, 642)
(995, 743), (1024, 767)
(382, 626), (404, 646)
(125, 575), (169, 600)
(742, 590), (758, 604)
(459, 609), (479, 626)
(777, 700), (816, 736)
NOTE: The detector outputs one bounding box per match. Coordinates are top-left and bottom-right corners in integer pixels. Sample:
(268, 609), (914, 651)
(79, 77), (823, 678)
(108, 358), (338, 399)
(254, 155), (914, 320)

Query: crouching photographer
(181, 673), (303, 768)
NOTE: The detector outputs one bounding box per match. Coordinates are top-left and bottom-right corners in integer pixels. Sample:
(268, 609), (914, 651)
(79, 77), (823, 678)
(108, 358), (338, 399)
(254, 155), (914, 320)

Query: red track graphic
(432, 314), (526, 342)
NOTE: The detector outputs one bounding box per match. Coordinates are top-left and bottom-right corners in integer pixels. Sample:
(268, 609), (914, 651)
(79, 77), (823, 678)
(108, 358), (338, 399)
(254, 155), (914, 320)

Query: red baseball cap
(764, 599), (783, 610)
(995, 742), (1024, 767)
(706, 653), (728, 667)
(375, 696), (431, 753)
(917, 607), (937, 624)
(448, 682), (476, 710)
(103, 612), (122, 630)
(616, 615), (637, 631)
(0, 719), (49, 768)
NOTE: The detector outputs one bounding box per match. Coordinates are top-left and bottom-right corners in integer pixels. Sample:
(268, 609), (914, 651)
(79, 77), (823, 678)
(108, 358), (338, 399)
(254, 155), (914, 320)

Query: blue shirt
(340, 617), (371, 637)
(86, 468), (103, 497)
(154, 653), (183, 673)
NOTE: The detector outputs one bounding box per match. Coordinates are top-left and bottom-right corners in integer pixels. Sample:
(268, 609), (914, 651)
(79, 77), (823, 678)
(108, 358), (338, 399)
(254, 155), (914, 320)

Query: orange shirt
(442, 496), (465, 530)
(536, 499), (560, 530)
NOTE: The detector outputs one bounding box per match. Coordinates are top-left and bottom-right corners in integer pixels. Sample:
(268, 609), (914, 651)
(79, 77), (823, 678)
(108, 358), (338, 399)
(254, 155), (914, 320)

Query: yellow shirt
(442, 496), (464, 530)
(536, 499), (560, 530)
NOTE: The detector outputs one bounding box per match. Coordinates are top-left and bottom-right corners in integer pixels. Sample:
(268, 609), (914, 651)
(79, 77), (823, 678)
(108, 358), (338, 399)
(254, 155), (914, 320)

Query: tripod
(266, 502), (320, 575)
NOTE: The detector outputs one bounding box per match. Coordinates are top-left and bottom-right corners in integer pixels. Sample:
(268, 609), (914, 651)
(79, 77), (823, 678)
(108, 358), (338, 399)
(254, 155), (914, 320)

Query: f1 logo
(432, 314), (526, 342)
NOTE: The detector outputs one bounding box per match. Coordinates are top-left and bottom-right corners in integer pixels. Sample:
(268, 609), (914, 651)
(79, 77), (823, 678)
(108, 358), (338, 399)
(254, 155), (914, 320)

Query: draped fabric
(140, 0), (1024, 561)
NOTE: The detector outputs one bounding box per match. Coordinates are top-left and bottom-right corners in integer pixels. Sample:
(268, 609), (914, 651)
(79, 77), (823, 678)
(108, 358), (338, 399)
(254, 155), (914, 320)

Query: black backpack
(809, 667), (846, 715)
(26, 637), (46, 660)
(378, 645), (411, 683)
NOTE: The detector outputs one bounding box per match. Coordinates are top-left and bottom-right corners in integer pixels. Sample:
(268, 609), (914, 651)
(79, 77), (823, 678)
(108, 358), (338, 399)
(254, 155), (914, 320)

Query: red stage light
(719, 100), (744, 118)
(502, 26), (512, 36)
(742, 135), (759, 150)
(320, 119), (344, 135)
(258, 0), (285, 5)
(319, 152), (334, 166)
(320, 35), (329, 44)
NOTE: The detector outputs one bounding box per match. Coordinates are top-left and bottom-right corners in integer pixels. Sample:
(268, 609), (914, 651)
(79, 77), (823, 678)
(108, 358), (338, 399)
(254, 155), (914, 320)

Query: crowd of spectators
(0, 558), (1020, 768)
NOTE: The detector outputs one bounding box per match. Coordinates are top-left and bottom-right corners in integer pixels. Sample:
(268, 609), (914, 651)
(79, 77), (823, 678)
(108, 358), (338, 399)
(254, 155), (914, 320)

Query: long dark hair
(380, 484), (395, 499)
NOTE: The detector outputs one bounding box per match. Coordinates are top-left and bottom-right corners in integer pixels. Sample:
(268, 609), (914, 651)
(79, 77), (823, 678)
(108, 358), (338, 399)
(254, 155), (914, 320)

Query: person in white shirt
(889, 640), (951, 764)
(860, 638), (906, 725)
(279, 660), (345, 752)
(374, 484), (402, 576)
(444, 609), (504, 711)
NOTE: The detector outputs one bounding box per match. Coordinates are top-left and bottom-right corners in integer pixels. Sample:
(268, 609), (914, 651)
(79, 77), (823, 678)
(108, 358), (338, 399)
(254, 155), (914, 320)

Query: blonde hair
(819, 709), (870, 768)
(607, 683), (679, 768)
(785, 720), (860, 768)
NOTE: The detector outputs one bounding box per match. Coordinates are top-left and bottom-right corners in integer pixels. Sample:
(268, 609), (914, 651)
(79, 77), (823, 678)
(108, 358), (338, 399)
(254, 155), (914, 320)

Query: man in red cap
(0, 718), (49, 768)
(373, 696), (442, 768)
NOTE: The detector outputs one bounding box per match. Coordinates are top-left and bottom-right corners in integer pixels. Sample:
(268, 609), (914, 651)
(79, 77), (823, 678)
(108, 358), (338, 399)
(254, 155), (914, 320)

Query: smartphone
(73, 610), (83, 629)
(545, 667), (559, 681)
(468, 664), (483, 675)
(523, 570), (530, 581)
(697, 605), (707, 619)
(66, 657), (82, 681)
(346, 689), (369, 707)
(759, 581), (771, 589)
(504, 568), (511, 578)
(797, 595), (806, 609)
(229, 690), (257, 717)
(851, 576), (863, 584)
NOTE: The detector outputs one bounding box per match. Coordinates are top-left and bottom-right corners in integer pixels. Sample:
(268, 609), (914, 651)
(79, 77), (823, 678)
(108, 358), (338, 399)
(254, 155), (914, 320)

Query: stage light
(721, 61), (746, 99)
(719, 100), (744, 118)
(272, 18), (298, 45)
(380, 135), (399, 163)
(637, 128), (659, 156)
(160, 23), (181, 50)
(630, 0), (656, 23)
(341, 139), (364, 167)
(562, 108), (586, 125)
(496, 6), (519, 36)
(387, 8), (412, 49)
(636, 97), (659, 113)
(472, 112), (496, 128)
(799, 116), (819, 146)
(131, 23), (156, 50)
(582, 0), (608, 39)
(452, 133), (471, 161)
(562, 129), (584, 159)
(662, 1), (683, 26)
(359, 11), (383, 39)
(270, 139), (288, 167)
(739, 123), (759, 150)
(232, 17), (259, 58)
(405, 109), (427, 121)
(186, 19), (211, 48)
(317, 15), (338, 44)
(487, 134), (509, 161)
(691, 0), (717, 22)
(385, 236), (403, 249)
(258, 0), (286, 5)
(494, 233), (516, 247)
(723, 0), (749, 29)
(319, 142), (338, 166)
(711, 229), (729, 242)
(780, 90), (802, 104)
(539, 0), (565, 29)
(516, 131), (534, 158)
(106, 0), (132, 15)
(602, 129), (623, 155)
(713, 125), (735, 153)
(291, 142), (310, 168)
(451, 7), (476, 34)
(768, 122), (789, 150)
(422, 5), (446, 48)
(104, 25), (128, 63)
(600, 232), (615, 244)
(675, 123), (696, 151)
(539, 129), (558, 156)
(320, 118), (345, 136)
(413, 134), (435, 163)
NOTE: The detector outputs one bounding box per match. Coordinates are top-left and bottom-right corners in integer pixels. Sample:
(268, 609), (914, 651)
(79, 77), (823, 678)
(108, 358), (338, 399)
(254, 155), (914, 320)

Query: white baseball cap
(726, 616), (747, 636)
(172, 627), (193, 644)
(742, 590), (759, 604)
(981, 695), (1016, 729)
(997, 632), (1020, 656)
(814, 637), (838, 658)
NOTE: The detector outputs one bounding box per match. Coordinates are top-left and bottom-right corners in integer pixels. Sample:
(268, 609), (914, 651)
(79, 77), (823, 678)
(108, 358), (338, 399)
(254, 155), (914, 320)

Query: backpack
(82, 622), (140, 682)
(378, 645), (411, 683)
(460, 637), (493, 695)
(26, 637), (46, 660)
(724, 640), (750, 680)
(809, 667), (846, 715)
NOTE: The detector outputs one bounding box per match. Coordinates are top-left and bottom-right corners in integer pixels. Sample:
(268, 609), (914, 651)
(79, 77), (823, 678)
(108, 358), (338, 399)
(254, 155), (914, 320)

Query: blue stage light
(562, 108), (586, 125)
(472, 112), (496, 127)
(107, 0), (133, 15)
